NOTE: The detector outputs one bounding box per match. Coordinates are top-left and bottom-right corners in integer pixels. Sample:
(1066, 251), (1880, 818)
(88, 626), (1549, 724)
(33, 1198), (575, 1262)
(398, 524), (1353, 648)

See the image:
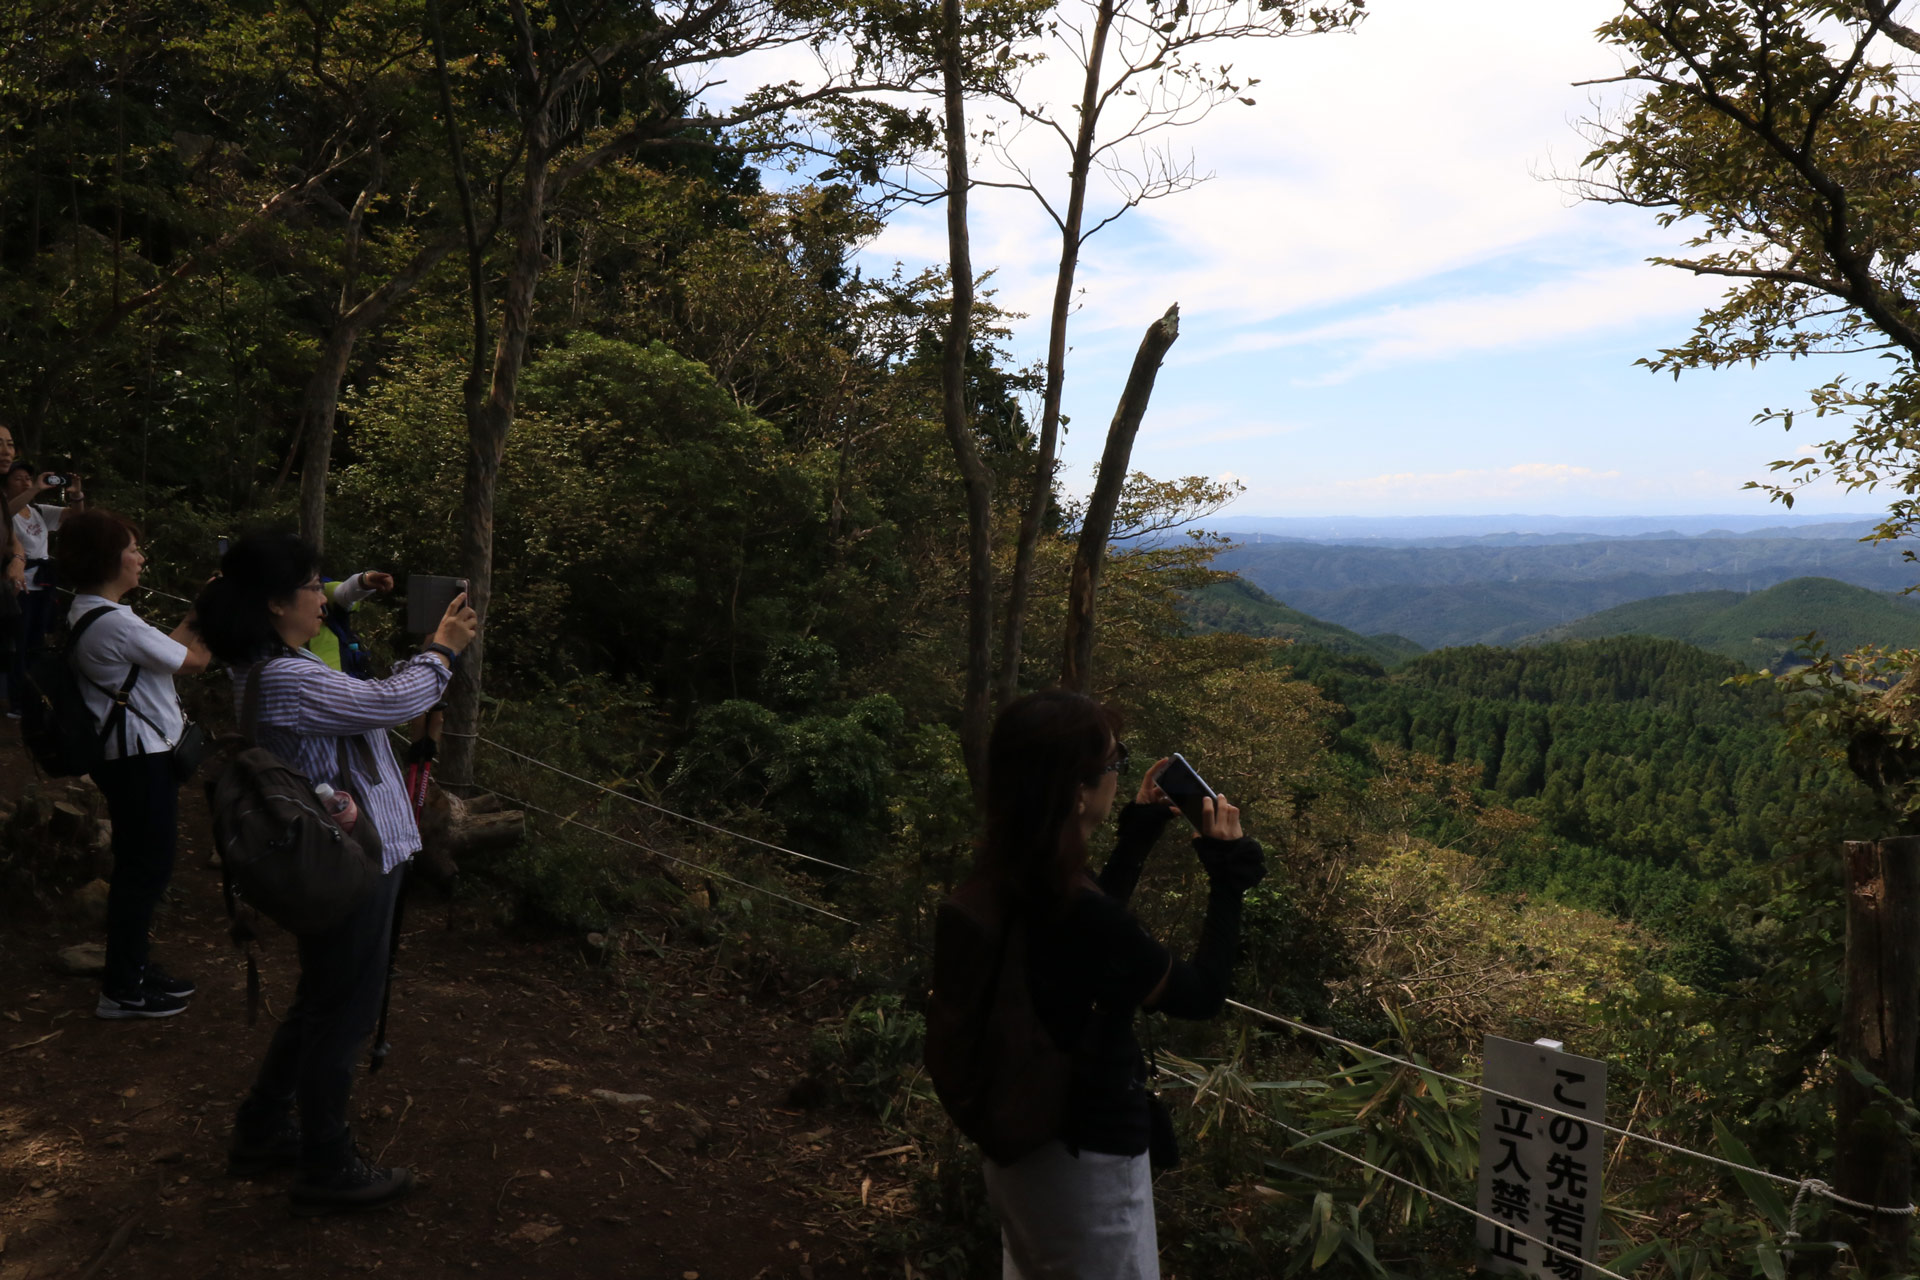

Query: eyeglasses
(299, 578), (325, 594)
(1101, 741), (1131, 775)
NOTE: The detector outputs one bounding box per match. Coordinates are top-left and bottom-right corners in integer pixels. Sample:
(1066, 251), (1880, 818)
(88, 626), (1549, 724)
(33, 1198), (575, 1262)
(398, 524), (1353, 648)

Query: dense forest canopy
(12, 0), (1920, 1276)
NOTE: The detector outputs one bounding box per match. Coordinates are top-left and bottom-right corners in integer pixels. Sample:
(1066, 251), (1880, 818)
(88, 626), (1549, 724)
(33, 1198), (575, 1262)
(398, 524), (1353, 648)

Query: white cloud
(1225, 263), (1724, 383)
(729, 0), (1888, 517)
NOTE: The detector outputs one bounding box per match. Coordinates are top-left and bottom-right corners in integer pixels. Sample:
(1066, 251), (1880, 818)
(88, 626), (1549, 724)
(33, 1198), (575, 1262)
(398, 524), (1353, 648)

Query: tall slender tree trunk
(296, 327), (358, 550)
(441, 123), (551, 786)
(1060, 304), (1179, 693)
(995, 0), (1114, 708)
(940, 0), (995, 793)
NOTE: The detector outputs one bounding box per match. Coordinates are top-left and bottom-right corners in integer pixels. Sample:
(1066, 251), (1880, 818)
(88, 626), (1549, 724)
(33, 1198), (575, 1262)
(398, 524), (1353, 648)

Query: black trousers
(90, 751), (181, 995)
(241, 865), (403, 1167)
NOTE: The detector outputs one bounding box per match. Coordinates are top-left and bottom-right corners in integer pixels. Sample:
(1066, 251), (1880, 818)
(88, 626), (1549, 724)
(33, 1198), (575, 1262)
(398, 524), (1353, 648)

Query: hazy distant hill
(1215, 534), (1916, 648)
(1212, 512), (1881, 540)
(1186, 578), (1424, 666)
(1523, 577), (1920, 666)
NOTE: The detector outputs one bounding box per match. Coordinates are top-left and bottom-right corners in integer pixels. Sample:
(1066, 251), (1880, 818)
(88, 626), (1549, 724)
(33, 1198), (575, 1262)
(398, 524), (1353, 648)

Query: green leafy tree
(1577, 0), (1920, 545)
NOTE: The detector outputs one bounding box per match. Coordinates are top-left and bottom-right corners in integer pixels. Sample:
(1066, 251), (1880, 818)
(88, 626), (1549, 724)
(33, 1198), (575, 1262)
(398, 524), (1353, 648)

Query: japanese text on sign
(1477, 1036), (1608, 1280)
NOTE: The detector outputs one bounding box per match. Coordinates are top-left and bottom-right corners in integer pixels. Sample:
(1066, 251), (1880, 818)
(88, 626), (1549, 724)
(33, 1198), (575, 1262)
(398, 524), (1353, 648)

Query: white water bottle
(313, 782), (360, 834)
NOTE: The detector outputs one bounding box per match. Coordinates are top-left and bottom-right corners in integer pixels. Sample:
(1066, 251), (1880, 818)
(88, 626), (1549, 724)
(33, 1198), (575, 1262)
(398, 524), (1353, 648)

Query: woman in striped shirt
(193, 533), (476, 1216)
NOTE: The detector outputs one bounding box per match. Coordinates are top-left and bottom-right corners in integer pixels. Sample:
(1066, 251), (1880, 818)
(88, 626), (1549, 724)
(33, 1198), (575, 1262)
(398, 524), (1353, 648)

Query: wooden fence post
(1836, 836), (1920, 1264)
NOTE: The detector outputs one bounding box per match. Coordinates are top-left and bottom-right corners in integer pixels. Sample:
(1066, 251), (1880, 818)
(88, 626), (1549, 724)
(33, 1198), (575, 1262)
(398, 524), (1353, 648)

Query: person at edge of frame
(191, 532), (476, 1216)
(6, 461), (86, 718)
(972, 689), (1267, 1280)
(54, 509), (214, 1019)
(310, 569), (395, 675)
(0, 424), (25, 699)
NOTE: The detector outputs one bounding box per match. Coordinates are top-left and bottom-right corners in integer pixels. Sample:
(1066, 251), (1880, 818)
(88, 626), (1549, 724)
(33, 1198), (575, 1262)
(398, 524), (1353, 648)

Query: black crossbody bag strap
(67, 606), (138, 756)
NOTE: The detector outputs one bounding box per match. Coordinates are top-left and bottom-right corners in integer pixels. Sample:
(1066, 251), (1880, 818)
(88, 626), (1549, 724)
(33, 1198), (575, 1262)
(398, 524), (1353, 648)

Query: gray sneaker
(96, 987), (190, 1019)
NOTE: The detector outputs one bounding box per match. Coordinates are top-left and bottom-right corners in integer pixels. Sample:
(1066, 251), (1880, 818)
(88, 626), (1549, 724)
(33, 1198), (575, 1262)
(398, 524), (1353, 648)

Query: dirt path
(0, 740), (907, 1279)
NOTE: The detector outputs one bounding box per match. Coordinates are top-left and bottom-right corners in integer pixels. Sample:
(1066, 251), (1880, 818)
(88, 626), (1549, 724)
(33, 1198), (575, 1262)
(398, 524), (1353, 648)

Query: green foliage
(1187, 577), (1424, 667)
(1767, 641), (1920, 827)
(809, 993), (928, 1121)
(1526, 577), (1920, 669)
(670, 694), (906, 867)
(1299, 635), (1864, 981)
(1580, 1), (1920, 555)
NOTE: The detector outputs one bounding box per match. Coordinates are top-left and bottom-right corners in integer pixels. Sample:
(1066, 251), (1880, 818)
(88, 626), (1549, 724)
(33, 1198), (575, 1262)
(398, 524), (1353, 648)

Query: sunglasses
(1100, 741), (1132, 776)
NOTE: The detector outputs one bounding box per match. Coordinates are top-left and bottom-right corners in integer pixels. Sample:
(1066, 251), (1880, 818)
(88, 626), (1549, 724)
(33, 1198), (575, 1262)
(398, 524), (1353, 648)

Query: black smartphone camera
(40, 473), (69, 488)
(406, 574), (469, 634)
(1157, 753), (1219, 830)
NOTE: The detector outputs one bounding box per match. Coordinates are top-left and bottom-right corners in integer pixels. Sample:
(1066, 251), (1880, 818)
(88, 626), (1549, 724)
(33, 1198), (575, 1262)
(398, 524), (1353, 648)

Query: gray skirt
(982, 1141), (1159, 1279)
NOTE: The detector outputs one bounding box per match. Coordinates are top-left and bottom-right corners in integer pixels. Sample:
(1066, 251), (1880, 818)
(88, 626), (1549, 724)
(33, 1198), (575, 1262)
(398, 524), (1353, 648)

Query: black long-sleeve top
(1024, 802), (1262, 1156)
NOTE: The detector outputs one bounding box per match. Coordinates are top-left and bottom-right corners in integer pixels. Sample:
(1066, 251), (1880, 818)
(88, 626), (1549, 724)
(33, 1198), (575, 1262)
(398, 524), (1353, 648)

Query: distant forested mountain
(1217, 534), (1915, 647)
(1185, 578), (1423, 666)
(1523, 576), (1920, 666)
(1288, 636), (1856, 983)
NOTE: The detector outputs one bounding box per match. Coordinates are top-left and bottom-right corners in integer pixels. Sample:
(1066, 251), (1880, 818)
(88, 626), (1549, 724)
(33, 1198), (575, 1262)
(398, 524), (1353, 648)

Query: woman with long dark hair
(974, 689), (1266, 1279)
(193, 533), (475, 1215)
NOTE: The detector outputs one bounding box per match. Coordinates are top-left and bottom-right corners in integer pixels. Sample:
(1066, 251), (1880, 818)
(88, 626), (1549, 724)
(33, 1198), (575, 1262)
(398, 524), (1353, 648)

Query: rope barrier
(1166, 1066), (1644, 1280)
(478, 735), (867, 876)
(406, 735), (1912, 1232)
(477, 783), (862, 926)
(1219, 998), (1918, 1219)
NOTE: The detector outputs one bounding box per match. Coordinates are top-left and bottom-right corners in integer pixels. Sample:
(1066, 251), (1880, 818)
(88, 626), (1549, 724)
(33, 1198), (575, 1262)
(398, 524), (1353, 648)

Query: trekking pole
(370, 705), (443, 1075)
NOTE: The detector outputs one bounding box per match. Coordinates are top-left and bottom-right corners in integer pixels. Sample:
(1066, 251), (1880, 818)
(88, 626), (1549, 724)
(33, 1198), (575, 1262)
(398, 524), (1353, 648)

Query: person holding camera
(7, 461), (84, 717)
(311, 569), (394, 676)
(54, 510), (212, 1018)
(192, 533), (476, 1215)
(965, 690), (1265, 1279)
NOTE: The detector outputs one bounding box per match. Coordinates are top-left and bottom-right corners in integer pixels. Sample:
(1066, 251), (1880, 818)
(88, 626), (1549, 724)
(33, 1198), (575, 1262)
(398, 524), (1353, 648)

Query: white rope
(479, 735), (867, 876)
(1168, 1066), (1643, 1279)
(1221, 998), (1918, 1217)
(478, 784), (862, 926)
(137, 584), (195, 606)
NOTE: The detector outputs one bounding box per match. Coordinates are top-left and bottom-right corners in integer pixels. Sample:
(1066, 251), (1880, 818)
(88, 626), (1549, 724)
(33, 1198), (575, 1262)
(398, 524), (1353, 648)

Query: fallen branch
(3, 1030), (62, 1054)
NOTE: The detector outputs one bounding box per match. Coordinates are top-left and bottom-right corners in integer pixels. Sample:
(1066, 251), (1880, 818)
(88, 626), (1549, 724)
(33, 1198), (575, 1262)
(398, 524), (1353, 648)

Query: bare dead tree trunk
(995, 0), (1115, 708)
(1059, 304), (1179, 693)
(1836, 836), (1920, 1266)
(939, 0), (996, 793)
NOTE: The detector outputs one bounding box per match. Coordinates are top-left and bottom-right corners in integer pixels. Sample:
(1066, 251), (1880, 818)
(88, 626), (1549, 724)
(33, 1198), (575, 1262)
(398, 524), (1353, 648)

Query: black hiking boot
(228, 1110), (301, 1179)
(289, 1137), (414, 1216)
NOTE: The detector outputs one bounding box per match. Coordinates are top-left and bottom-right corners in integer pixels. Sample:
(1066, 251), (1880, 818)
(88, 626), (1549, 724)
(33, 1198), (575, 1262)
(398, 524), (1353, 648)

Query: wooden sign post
(1836, 837), (1920, 1264)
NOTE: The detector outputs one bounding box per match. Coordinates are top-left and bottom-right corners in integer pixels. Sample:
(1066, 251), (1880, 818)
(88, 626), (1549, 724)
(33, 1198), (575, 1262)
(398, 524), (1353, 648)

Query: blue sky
(847, 0), (1886, 518)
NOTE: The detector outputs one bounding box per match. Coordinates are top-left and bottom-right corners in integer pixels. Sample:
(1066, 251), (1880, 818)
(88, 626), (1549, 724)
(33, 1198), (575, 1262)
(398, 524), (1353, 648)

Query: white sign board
(1476, 1036), (1608, 1280)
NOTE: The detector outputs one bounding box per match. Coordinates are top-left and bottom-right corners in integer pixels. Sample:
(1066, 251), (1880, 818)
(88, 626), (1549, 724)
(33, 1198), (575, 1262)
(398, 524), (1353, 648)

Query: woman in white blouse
(53, 509), (211, 1019)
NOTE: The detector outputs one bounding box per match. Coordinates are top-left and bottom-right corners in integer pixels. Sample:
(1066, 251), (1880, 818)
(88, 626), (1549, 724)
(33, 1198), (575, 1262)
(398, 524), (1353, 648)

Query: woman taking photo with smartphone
(963, 689), (1267, 1279)
(193, 533), (476, 1215)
